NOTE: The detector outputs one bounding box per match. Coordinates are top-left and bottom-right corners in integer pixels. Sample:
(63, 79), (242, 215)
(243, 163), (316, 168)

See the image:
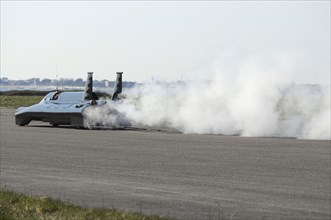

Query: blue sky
(1, 1), (330, 83)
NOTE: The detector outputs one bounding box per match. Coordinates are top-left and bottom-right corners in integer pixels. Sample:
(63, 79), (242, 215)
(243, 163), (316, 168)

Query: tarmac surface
(0, 107), (330, 220)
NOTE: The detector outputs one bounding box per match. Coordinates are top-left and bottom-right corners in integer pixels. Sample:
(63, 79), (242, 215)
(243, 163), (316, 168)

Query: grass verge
(0, 190), (172, 220)
(0, 90), (49, 96)
(0, 96), (43, 108)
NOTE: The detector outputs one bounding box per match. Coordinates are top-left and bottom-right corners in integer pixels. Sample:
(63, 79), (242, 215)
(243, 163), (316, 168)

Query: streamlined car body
(15, 72), (131, 128)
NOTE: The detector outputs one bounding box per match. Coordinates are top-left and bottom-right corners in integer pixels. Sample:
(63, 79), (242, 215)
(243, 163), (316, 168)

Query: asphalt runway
(0, 107), (330, 220)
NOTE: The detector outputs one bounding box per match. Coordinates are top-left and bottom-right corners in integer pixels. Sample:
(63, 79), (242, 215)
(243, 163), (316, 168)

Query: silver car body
(15, 72), (131, 128)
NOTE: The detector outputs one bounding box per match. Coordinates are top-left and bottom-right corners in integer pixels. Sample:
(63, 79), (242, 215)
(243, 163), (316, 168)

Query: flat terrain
(1, 107), (330, 220)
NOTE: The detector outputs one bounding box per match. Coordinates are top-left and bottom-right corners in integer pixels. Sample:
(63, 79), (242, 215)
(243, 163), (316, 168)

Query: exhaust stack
(112, 72), (123, 101)
(83, 72), (93, 100)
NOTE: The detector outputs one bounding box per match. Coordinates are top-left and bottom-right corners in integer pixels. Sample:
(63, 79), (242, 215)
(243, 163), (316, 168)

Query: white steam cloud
(86, 51), (330, 140)
(116, 80), (329, 140)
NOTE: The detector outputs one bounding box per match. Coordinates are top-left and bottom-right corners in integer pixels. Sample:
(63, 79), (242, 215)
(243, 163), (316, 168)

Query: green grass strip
(0, 96), (43, 108)
(0, 190), (173, 220)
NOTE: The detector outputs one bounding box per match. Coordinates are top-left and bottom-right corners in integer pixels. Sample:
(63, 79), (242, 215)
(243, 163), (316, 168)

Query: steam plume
(116, 79), (329, 140)
(85, 52), (330, 140)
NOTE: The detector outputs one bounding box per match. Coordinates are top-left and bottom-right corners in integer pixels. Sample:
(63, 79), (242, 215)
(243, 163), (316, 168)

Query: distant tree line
(0, 77), (136, 88)
(0, 90), (112, 97)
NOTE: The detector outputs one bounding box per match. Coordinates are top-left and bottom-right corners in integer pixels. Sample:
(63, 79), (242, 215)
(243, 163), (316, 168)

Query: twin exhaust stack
(83, 72), (123, 101)
(83, 72), (94, 100)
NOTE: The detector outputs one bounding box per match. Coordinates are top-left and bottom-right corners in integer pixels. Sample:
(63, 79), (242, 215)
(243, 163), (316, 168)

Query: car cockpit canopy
(42, 91), (99, 104)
